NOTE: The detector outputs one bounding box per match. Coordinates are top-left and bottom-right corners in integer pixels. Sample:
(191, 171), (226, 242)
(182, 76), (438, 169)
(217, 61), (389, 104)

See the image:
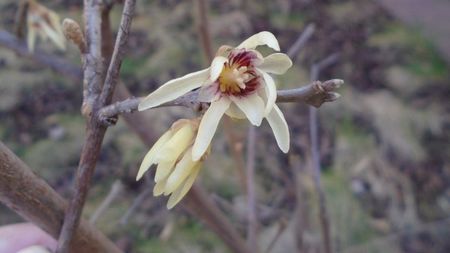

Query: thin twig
(264, 219), (288, 253)
(308, 53), (339, 253)
(119, 186), (153, 225)
(89, 180), (123, 224)
(98, 79), (343, 119)
(246, 126), (259, 251)
(14, 0), (29, 38)
(287, 24), (316, 59)
(194, 0), (214, 62)
(99, 0), (136, 107)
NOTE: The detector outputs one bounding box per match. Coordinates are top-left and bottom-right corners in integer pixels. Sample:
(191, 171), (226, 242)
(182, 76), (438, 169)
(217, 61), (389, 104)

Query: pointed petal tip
(237, 31), (280, 51)
(281, 145), (290, 153)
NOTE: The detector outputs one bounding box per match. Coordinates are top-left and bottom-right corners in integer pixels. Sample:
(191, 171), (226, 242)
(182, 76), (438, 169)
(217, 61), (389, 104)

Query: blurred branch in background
(246, 125), (258, 251)
(287, 23), (316, 60)
(89, 180), (124, 224)
(309, 53), (340, 253)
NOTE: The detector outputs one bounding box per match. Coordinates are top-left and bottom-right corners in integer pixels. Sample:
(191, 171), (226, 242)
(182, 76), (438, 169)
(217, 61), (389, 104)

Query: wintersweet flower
(136, 118), (207, 209)
(26, 0), (66, 52)
(139, 31), (292, 161)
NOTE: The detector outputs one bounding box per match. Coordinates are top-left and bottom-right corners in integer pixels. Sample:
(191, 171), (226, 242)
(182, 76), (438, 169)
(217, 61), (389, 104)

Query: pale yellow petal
(260, 71), (277, 116)
(258, 53), (292, 74)
(164, 148), (198, 194)
(230, 93), (264, 126)
(138, 69), (209, 110)
(40, 12), (65, 50)
(236, 31), (280, 51)
(136, 129), (173, 181)
(266, 104), (290, 153)
(27, 29), (36, 53)
(41, 22), (66, 50)
(154, 160), (176, 182)
(166, 163), (201, 209)
(157, 123), (195, 162)
(225, 102), (246, 119)
(192, 98), (231, 161)
(27, 21), (36, 52)
(153, 177), (168, 196)
(209, 56), (227, 83)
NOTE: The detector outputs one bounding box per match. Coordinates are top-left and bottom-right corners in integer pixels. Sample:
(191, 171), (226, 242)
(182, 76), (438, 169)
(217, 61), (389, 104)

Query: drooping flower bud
(136, 118), (208, 209)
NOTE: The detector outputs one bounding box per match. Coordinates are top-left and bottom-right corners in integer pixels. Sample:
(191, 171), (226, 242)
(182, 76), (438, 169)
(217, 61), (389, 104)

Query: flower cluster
(26, 0), (66, 52)
(138, 31), (292, 208)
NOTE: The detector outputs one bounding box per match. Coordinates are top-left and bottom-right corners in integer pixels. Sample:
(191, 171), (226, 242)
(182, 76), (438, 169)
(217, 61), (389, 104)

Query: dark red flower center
(217, 49), (260, 96)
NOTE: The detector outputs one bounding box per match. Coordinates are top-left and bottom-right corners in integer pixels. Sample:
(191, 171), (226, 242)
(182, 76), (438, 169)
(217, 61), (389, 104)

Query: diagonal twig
(287, 23), (316, 59)
(89, 180), (124, 224)
(99, 0), (136, 106)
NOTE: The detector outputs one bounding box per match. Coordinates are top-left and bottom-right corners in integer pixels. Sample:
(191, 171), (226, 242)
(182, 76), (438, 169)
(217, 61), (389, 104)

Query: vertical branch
(14, 0), (29, 38)
(57, 125), (107, 252)
(194, 0), (213, 62)
(309, 54), (339, 253)
(58, 1), (136, 252)
(57, 1), (106, 251)
(81, 0), (103, 116)
(246, 126), (258, 251)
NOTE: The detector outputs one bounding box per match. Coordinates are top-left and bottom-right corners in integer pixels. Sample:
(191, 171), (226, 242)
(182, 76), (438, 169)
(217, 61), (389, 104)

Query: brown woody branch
(0, 142), (121, 253)
(97, 78), (343, 121)
(57, 1), (136, 252)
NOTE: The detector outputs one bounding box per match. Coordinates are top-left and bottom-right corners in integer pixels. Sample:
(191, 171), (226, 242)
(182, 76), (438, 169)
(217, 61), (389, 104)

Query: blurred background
(0, 0), (449, 252)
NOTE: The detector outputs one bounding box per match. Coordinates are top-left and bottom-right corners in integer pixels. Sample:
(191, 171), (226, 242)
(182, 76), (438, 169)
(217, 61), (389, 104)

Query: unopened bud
(62, 18), (86, 53)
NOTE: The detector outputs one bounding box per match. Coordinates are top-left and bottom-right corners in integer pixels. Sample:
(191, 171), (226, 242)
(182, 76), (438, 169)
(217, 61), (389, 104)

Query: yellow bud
(156, 123), (195, 162)
(164, 148), (198, 194)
